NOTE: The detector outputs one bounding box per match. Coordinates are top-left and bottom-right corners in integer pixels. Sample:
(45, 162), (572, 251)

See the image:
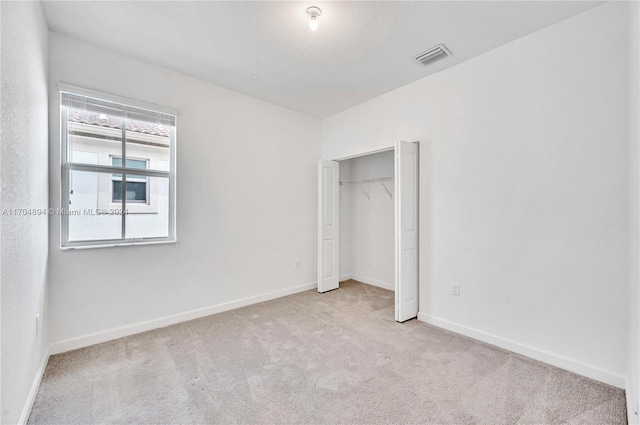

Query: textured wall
(322, 2), (628, 386)
(0, 2), (49, 424)
(338, 160), (351, 279)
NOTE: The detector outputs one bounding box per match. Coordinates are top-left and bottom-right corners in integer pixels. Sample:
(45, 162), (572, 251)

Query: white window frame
(60, 84), (177, 249)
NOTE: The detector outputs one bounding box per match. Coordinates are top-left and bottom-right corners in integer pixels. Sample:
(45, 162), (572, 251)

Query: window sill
(61, 238), (176, 250)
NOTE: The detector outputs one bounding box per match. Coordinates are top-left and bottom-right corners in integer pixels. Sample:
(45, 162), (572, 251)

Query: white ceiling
(42, 1), (604, 118)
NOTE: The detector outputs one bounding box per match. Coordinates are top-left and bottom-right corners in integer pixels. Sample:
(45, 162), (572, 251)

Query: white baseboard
(350, 274), (395, 291)
(18, 348), (50, 425)
(418, 312), (625, 389)
(339, 274), (352, 282)
(50, 281), (317, 355)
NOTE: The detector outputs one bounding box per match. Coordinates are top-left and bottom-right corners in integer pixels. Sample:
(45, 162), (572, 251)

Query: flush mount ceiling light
(306, 6), (322, 31)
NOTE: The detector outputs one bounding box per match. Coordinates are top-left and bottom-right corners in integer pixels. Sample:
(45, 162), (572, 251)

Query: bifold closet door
(318, 159), (339, 293)
(395, 141), (419, 322)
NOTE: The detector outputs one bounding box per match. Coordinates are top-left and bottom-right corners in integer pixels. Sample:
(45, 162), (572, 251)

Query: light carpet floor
(29, 280), (626, 425)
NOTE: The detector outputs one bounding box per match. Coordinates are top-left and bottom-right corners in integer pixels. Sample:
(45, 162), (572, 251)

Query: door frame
(331, 146), (394, 162)
(319, 142), (420, 321)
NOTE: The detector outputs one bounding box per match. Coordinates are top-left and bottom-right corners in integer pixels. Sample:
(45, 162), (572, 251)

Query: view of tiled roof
(68, 109), (170, 138)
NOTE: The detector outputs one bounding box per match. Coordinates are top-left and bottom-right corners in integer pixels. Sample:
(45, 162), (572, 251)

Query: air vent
(413, 44), (452, 67)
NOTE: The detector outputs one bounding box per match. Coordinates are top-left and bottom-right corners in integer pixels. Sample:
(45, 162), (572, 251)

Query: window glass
(68, 170), (122, 242)
(112, 181), (147, 202)
(67, 109), (123, 166)
(125, 119), (171, 172)
(61, 89), (176, 248)
(125, 176), (170, 239)
(111, 157), (148, 203)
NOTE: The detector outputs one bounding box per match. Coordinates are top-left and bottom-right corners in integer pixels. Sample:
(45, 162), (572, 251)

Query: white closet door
(318, 159), (340, 293)
(395, 141), (419, 322)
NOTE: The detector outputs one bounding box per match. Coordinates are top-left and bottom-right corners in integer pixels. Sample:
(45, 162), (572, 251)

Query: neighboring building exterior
(67, 110), (170, 241)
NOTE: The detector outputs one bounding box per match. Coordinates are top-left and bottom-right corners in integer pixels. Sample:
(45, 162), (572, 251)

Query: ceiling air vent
(413, 44), (452, 67)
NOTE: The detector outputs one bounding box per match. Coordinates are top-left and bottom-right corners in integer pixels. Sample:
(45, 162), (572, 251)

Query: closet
(338, 150), (395, 292)
(318, 141), (419, 322)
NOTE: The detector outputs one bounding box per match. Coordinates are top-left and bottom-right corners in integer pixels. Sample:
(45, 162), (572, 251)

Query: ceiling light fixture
(306, 6), (322, 31)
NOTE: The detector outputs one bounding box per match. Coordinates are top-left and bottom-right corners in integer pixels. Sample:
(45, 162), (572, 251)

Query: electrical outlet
(35, 314), (41, 335)
(451, 282), (460, 296)
(295, 259), (301, 269)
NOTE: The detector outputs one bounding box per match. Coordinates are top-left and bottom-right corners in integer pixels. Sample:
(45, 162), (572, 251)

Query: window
(111, 157), (149, 203)
(60, 86), (177, 248)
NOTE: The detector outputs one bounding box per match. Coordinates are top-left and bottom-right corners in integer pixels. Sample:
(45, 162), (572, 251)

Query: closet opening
(318, 142), (419, 322)
(338, 150), (395, 292)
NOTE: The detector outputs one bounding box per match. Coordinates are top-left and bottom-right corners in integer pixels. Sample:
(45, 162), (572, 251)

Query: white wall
(0, 2), (49, 423)
(628, 0), (640, 421)
(339, 151), (395, 289)
(322, 2), (628, 387)
(339, 160), (352, 280)
(47, 33), (321, 350)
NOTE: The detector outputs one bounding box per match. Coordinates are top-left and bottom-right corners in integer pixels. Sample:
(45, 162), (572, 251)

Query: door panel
(318, 159), (339, 292)
(395, 141), (419, 321)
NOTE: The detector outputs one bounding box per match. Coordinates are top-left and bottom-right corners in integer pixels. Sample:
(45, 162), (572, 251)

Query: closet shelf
(340, 177), (394, 199)
(339, 177), (393, 185)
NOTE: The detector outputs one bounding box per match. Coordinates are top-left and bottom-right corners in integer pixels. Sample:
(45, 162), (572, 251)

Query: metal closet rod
(339, 176), (394, 185)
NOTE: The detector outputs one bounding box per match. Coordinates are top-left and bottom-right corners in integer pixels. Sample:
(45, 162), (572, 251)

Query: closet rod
(339, 176), (393, 185)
